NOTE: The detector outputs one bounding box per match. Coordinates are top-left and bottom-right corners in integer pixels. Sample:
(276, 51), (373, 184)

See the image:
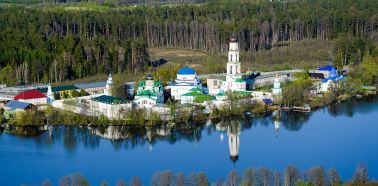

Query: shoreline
(1, 92), (376, 129)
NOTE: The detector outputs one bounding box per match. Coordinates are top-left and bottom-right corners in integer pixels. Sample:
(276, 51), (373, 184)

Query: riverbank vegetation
(29, 163), (376, 186)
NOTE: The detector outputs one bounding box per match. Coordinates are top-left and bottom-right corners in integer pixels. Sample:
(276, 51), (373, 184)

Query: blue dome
(177, 67), (196, 75)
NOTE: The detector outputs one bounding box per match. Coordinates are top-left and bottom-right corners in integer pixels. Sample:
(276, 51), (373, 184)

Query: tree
(71, 173), (90, 186)
(226, 170), (241, 186)
(296, 180), (313, 186)
(242, 167), (257, 186)
(177, 173), (186, 186)
(80, 89), (87, 96)
(72, 90), (81, 97)
(41, 179), (52, 186)
(100, 180), (109, 186)
(307, 166), (325, 186)
(327, 168), (341, 186)
(274, 171), (283, 186)
(151, 171), (176, 186)
(59, 176), (72, 186)
(352, 163), (369, 184)
(284, 165), (300, 186)
(197, 172), (208, 186)
(116, 178), (127, 186)
(129, 176), (143, 186)
(258, 167), (273, 186)
(361, 55), (378, 86)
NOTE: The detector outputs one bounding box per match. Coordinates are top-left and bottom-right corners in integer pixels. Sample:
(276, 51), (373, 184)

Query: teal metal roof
(92, 95), (128, 104)
(194, 94), (214, 103)
(37, 85), (78, 93)
(181, 91), (201, 97)
(235, 78), (246, 82)
(136, 90), (159, 97)
(216, 92), (226, 96)
(189, 87), (202, 92)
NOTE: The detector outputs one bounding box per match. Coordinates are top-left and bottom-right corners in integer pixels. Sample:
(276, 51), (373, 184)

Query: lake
(1, 96), (378, 185)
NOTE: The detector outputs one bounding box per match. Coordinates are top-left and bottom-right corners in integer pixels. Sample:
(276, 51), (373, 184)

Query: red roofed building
(14, 90), (47, 105)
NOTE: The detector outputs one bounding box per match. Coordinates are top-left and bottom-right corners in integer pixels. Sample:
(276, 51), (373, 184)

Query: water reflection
(1, 95), (377, 161)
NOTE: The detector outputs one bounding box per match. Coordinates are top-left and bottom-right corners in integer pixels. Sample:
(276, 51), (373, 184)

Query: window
(230, 66), (233, 74)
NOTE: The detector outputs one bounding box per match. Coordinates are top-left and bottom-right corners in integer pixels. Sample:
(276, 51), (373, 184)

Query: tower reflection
(227, 122), (240, 163)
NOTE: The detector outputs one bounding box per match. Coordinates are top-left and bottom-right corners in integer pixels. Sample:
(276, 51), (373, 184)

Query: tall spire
(272, 73), (282, 96)
(104, 72), (113, 96)
(47, 83), (54, 104)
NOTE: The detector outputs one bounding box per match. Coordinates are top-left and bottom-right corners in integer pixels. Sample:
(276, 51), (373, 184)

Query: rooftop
(92, 95), (128, 105)
(235, 78), (246, 83)
(177, 67), (196, 75)
(6, 100), (33, 110)
(76, 82), (106, 89)
(216, 92), (226, 96)
(229, 35), (238, 42)
(189, 87), (202, 92)
(136, 90), (160, 97)
(181, 91), (201, 97)
(14, 90), (46, 100)
(262, 98), (273, 105)
(194, 94), (214, 103)
(317, 65), (336, 71)
(37, 85), (78, 93)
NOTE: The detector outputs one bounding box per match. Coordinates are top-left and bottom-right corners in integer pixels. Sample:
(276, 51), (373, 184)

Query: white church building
(170, 67), (202, 100)
(134, 74), (164, 108)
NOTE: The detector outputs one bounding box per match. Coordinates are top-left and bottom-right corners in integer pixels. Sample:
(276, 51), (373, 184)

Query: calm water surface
(1, 96), (378, 185)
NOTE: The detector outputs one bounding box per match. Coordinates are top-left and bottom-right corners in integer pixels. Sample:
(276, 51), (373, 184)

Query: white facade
(47, 84), (54, 104)
(222, 37), (246, 92)
(17, 98), (47, 105)
(104, 73), (113, 96)
(321, 79), (332, 92)
(134, 97), (159, 109)
(272, 73), (282, 95)
(89, 100), (131, 119)
(170, 67), (202, 100)
(209, 36), (247, 95)
(180, 95), (195, 104)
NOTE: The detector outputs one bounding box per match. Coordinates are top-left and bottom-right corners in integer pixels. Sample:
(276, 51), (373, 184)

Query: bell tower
(104, 72), (113, 96)
(227, 35), (241, 75)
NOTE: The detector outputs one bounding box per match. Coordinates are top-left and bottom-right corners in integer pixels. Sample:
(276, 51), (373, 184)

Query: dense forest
(0, 0), (377, 84)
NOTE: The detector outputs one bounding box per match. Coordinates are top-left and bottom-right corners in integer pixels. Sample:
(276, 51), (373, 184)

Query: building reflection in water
(272, 110), (282, 139)
(215, 120), (241, 164)
(274, 120), (280, 139)
(1, 105), (324, 157)
(227, 122), (240, 163)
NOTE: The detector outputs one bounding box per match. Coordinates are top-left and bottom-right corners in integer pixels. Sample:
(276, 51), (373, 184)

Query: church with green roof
(134, 74), (164, 108)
